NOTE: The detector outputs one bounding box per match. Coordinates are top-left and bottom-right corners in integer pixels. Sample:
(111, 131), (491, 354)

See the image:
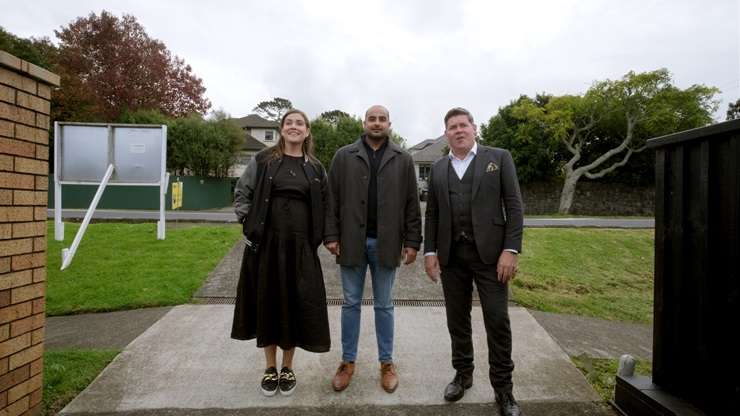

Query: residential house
(228, 114), (279, 177)
(408, 134), (447, 197)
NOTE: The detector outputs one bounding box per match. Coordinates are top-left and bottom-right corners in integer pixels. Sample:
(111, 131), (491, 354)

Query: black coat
(424, 145), (524, 266)
(235, 149), (336, 249)
(327, 137), (422, 268)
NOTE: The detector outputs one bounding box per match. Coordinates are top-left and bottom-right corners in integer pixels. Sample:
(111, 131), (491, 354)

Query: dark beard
(365, 132), (388, 145)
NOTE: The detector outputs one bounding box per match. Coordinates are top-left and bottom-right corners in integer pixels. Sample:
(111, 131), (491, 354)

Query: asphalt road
(49, 208), (654, 228)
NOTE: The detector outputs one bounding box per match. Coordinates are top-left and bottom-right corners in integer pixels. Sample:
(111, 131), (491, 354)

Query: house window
(264, 131), (274, 141)
(418, 164), (431, 181)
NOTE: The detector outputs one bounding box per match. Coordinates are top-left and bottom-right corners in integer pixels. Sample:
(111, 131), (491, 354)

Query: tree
(54, 11), (211, 122)
(550, 69), (717, 213)
(253, 97), (293, 122)
(319, 110), (350, 125)
(0, 26), (56, 70)
(727, 98), (740, 120)
(312, 114), (363, 167)
(480, 94), (563, 184)
(483, 69), (718, 214)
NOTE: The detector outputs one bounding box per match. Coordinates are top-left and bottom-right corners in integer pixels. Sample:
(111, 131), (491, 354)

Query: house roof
(232, 114), (279, 129)
(410, 135), (448, 163)
(240, 134), (268, 151)
(408, 138), (437, 152)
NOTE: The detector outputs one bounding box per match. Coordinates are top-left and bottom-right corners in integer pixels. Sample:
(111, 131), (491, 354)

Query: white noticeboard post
(54, 122), (168, 270)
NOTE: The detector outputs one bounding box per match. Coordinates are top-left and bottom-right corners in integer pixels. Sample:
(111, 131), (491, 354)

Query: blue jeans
(340, 237), (396, 363)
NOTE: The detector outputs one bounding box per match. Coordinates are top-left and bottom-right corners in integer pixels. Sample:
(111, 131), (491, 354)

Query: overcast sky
(2, 0), (738, 144)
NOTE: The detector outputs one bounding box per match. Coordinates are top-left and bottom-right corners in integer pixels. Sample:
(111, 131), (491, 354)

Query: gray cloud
(1, 0), (737, 144)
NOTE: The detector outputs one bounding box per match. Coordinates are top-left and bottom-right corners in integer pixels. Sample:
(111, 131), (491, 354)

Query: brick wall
(0, 50), (59, 416)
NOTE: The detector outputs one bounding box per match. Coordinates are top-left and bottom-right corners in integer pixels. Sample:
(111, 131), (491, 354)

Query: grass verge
(513, 228), (654, 323)
(47, 222), (241, 316)
(571, 355), (652, 402)
(43, 349), (120, 415)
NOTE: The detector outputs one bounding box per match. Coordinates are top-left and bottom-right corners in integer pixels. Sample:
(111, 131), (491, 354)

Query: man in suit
(424, 107), (523, 416)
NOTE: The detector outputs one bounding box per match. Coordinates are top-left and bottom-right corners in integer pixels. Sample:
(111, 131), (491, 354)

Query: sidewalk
(57, 305), (615, 416)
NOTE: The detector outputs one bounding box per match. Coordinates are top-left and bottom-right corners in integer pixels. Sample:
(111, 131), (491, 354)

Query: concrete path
(529, 311), (652, 361)
(60, 305), (611, 415)
(193, 239), (653, 361)
(46, 307), (172, 350)
(49, 208), (655, 229)
(194, 239), (448, 302)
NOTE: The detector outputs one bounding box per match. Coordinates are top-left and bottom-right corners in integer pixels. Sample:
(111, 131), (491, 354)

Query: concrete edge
(61, 401), (616, 416)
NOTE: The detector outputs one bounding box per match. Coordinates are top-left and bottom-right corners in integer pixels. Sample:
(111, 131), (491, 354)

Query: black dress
(231, 155), (330, 352)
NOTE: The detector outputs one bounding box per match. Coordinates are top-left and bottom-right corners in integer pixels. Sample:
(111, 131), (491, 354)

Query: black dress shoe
(495, 391), (522, 416)
(443, 372), (473, 402)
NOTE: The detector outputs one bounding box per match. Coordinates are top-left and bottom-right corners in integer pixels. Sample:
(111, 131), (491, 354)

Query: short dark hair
(444, 107), (474, 127)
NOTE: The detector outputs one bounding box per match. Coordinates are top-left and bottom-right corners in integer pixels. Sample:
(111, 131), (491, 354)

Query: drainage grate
(192, 297), (236, 304)
(326, 299), (456, 307)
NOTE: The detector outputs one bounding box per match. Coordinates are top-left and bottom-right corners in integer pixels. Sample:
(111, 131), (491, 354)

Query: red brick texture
(0, 50), (57, 414)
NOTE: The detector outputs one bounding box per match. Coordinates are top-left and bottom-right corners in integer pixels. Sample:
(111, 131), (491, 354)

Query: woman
(232, 109), (335, 396)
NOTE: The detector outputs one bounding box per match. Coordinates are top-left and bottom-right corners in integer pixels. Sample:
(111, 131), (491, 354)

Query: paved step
(61, 305), (608, 415)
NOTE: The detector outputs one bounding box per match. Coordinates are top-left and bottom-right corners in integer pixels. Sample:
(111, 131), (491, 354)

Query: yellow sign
(172, 181), (183, 209)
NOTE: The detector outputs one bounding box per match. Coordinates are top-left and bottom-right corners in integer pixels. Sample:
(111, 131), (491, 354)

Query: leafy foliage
(312, 112), (364, 168)
(253, 97), (293, 122)
(481, 69), (718, 212)
(727, 98), (740, 120)
(0, 26), (56, 70)
(52, 11), (211, 122)
(481, 94), (563, 183)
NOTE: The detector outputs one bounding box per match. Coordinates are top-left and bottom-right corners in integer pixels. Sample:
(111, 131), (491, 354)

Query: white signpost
(54, 122), (168, 270)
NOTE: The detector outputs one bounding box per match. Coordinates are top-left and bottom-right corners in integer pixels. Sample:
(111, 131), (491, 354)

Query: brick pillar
(0, 50), (59, 416)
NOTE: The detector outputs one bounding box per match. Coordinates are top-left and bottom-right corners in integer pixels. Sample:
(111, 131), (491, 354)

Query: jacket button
(264, 198), (269, 202)
(360, 224), (365, 228)
(361, 200), (365, 205)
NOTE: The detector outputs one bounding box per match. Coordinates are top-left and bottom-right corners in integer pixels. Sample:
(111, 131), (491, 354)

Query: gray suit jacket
(424, 144), (524, 266)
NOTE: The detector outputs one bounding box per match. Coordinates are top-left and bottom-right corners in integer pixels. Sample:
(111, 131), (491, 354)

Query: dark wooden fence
(615, 119), (740, 415)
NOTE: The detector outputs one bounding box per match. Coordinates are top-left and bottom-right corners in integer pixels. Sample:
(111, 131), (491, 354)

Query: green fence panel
(48, 175), (235, 210)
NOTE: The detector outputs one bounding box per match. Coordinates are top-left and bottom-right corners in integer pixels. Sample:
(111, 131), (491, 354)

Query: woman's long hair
(269, 109), (320, 165)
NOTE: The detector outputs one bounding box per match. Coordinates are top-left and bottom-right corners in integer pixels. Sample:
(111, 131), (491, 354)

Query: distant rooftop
(232, 114), (279, 129)
(409, 135), (447, 163)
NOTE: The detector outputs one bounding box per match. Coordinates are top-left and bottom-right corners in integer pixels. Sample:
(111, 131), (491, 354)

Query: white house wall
(251, 128), (278, 145)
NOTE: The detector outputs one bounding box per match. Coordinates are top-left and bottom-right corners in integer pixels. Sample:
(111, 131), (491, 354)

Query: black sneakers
(279, 367), (297, 396)
(260, 367), (279, 396)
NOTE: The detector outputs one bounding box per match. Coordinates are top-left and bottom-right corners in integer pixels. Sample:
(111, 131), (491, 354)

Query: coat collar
(348, 135), (403, 173)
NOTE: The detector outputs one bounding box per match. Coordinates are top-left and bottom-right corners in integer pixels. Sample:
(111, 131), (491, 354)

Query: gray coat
(424, 144), (523, 266)
(327, 137), (422, 268)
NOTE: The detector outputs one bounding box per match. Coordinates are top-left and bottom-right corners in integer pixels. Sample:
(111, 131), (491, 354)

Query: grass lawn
(513, 228), (654, 323)
(43, 349), (120, 415)
(47, 222), (241, 316)
(572, 355), (652, 402)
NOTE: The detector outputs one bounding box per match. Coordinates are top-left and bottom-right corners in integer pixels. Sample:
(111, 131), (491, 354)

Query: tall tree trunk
(558, 170), (581, 214)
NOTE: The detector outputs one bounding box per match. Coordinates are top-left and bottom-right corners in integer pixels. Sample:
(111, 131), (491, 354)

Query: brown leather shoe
(332, 361), (355, 392)
(380, 362), (399, 393)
